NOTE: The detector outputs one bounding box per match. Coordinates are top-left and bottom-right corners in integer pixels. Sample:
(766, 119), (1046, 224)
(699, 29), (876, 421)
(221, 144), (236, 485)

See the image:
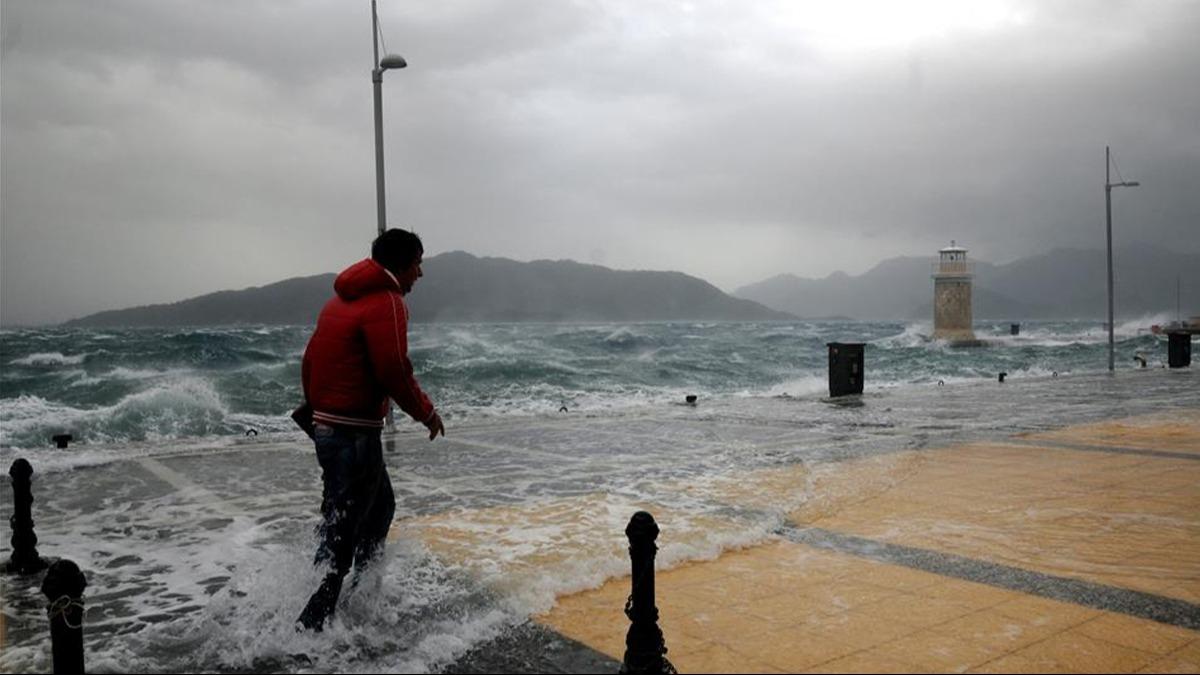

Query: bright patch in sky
(774, 0), (1030, 51)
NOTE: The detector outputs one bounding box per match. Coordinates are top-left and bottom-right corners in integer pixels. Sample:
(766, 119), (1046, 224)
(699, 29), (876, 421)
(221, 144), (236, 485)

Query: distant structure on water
(932, 241), (979, 344)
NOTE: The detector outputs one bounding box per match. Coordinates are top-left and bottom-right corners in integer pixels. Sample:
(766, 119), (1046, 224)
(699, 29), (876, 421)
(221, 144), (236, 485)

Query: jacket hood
(334, 258), (399, 301)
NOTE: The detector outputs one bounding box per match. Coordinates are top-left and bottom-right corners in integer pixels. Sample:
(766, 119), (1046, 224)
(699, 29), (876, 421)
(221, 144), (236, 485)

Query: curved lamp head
(380, 54), (408, 70)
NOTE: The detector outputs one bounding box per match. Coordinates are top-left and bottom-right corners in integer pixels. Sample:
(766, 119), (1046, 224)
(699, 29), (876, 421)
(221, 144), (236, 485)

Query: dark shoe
(296, 573), (343, 632)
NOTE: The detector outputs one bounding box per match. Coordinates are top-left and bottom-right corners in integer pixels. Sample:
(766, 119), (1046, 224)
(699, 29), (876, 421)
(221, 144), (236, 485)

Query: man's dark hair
(371, 228), (423, 275)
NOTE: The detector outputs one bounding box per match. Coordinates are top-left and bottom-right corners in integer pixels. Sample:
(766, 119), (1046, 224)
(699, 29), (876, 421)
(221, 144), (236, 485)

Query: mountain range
(735, 244), (1199, 320)
(65, 251), (792, 326)
(63, 244), (1198, 327)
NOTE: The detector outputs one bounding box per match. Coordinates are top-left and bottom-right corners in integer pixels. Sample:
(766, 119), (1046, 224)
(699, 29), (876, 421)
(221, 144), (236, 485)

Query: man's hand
(425, 411), (445, 441)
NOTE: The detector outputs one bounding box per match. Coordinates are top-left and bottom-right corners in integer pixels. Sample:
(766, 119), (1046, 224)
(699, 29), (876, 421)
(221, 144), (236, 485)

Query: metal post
(1106, 146), (1115, 372)
(372, 0), (388, 239)
(373, 74), (387, 237)
(621, 511), (675, 675)
(5, 458), (48, 575)
(41, 559), (87, 675)
(373, 0), (393, 428)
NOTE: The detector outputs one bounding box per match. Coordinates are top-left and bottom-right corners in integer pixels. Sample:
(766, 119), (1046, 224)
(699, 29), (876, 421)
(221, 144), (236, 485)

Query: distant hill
(64, 274), (337, 327)
(736, 244), (1200, 320)
(64, 252), (792, 327)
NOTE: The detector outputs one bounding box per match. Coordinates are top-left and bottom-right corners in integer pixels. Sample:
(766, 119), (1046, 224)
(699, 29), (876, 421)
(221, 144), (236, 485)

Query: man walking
(297, 228), (444, 631)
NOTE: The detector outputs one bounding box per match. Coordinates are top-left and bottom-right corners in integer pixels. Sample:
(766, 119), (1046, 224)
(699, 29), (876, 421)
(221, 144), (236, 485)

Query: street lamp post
(372, 0), (406, 238)
(1105, 145), (1140, 372)
(372, 0), (406, 427)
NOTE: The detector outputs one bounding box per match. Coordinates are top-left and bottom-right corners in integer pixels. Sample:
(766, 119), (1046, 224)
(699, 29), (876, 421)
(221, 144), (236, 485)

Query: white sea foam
(402, 490), (784, 627)
(761, 374), (829, 398)
(871, 322), (933, 348)
(603, 326), (646, 346)
(9, 351), (89, 366)
(1116, 312), (1176, 338)
(109, 366), (175, 380)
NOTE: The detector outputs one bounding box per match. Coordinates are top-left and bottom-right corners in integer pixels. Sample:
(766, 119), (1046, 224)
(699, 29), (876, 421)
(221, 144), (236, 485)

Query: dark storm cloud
(2, 0), (1198, 325)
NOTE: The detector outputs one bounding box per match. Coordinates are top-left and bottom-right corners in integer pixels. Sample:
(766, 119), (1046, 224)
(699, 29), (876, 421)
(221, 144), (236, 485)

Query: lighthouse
(932, 241), (977, 343)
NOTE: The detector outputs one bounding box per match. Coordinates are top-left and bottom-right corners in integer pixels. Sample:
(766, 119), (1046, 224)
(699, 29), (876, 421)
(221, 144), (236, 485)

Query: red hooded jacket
(302, 258), (435, 428)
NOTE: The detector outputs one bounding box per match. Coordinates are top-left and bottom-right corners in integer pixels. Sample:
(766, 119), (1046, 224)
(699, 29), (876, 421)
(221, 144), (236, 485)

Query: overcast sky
(2, 0), (1197, 325)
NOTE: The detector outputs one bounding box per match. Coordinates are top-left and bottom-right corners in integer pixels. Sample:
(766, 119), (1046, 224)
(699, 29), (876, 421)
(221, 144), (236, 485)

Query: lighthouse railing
(931, 261), (974, 277)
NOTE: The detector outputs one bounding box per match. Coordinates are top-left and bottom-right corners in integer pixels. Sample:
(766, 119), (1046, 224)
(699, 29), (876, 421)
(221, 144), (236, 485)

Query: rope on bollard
(47, 595), (86, 630)
(41, 558), (88, 675)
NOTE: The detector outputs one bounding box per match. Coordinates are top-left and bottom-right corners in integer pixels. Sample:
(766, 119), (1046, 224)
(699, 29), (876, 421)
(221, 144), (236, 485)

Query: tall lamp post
(373, 0), (406, 426)
(373, 0), (406, 237)
(1105, 145), (1139, 372)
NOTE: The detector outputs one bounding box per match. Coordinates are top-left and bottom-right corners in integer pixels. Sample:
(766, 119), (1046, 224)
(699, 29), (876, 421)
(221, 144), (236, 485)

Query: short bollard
(41, 559), (87, 675)
(620, 511), (675, 675)
(5, 458), (48, 575)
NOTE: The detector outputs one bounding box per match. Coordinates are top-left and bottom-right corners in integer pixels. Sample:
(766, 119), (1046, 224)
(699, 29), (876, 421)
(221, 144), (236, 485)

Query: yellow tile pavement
(396, 409), (1200, 672)
(1021, 408), (1200, 455)
(1135, 641), (1200, 673)
(543, 411), (1198, 671)
(788, 439), (1200, 602)
(538, 538), (1200, 673)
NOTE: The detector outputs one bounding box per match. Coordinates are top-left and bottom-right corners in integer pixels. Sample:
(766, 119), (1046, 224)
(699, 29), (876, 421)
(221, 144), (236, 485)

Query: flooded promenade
(1, 368), (1197, 672)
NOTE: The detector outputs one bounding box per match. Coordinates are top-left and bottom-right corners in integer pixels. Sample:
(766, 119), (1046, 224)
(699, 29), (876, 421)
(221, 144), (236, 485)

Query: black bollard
(620, 512), (675, 675)
(41, 559), (87, 675)
(6, 459), (48, 575)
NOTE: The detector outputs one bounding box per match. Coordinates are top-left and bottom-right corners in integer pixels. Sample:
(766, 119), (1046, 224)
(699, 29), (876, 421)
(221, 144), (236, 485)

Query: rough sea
(1, 318), (1195, 673)
(0, 318), (1178, 452)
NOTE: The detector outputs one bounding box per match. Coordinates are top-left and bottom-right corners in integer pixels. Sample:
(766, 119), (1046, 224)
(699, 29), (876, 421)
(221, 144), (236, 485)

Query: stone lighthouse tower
(932, 241), (977, 342)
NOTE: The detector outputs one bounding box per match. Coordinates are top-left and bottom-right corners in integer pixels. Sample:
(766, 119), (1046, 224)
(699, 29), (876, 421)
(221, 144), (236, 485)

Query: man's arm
(362, 293), (441, 435)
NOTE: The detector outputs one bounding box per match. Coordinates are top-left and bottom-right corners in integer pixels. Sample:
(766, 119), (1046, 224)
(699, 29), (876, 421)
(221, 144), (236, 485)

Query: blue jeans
(312, 423), (395, 577)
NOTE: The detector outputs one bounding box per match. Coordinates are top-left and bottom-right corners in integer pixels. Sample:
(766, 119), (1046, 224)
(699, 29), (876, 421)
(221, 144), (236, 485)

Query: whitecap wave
(1115, 312), (1176, 338)
(0, 376), (233, 450)
(9, 351), (89, 366)
(603, 326), (639, 344)
(871, 322), (932, 348)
